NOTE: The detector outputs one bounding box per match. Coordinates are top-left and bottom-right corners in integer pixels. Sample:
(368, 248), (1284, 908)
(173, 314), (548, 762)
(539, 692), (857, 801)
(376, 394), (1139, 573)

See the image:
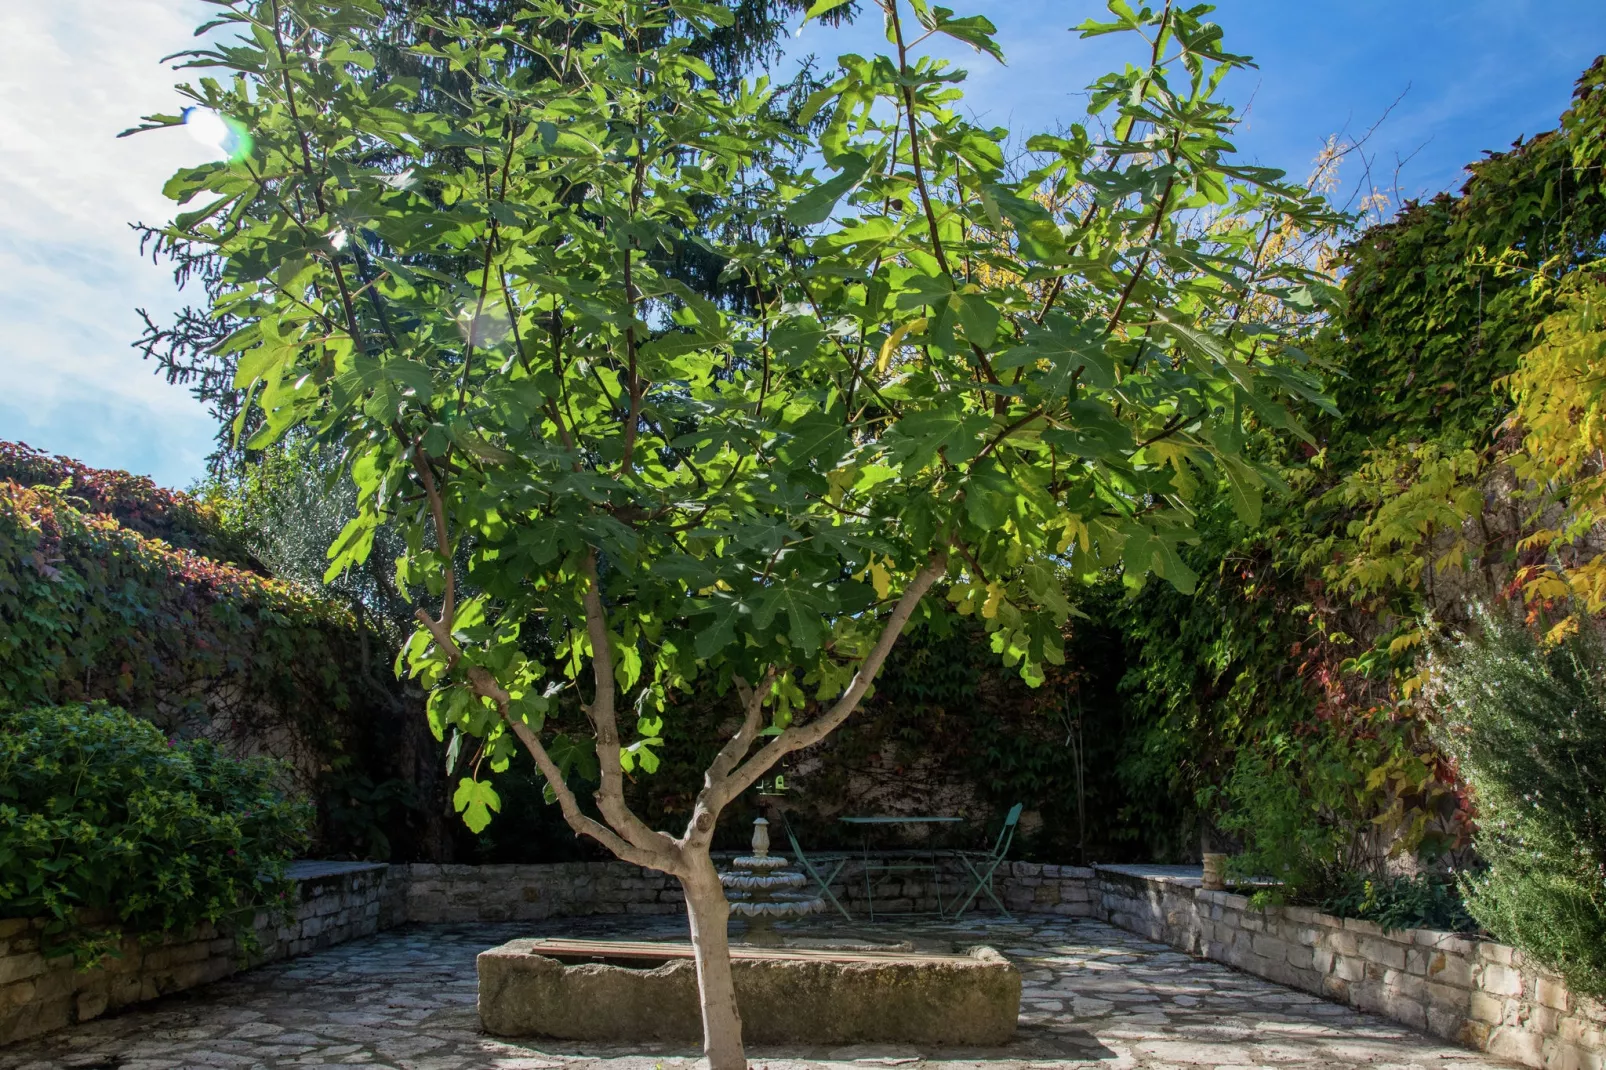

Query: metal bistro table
(839, 815), (962, 921)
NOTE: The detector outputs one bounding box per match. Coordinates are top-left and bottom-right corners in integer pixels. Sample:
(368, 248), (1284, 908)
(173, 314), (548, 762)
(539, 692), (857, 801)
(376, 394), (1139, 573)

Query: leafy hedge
(0, 703), (310, 959)
(0, 475), (423, 857)
(0, 478), (355, 727)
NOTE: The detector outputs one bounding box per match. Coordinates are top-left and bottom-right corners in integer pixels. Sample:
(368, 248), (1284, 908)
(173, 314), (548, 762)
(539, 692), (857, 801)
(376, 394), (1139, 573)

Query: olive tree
(138, 0), (1336, 1064)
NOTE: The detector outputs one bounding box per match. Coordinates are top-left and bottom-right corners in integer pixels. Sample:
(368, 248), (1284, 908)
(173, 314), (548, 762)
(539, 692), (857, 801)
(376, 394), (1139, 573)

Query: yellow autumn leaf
(876, 318), (926, 375)
(869, 560), (892, 601)
(981, 583), (1005, 620)
(1386, 629), (1422, 657)
(1056, 514), (1090, 554)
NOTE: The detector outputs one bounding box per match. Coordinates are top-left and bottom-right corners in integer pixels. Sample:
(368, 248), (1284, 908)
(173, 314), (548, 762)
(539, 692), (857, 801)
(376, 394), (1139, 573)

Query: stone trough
(477, 937), (1021, 1046)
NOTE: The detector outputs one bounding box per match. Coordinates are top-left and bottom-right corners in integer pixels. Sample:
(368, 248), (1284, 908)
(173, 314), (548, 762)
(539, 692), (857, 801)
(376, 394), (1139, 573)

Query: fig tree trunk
(681, 850), (746, 1070)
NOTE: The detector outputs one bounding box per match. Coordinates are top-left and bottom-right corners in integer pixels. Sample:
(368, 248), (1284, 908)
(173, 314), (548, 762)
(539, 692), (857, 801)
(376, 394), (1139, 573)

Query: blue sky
(3, 1), (1603, 490)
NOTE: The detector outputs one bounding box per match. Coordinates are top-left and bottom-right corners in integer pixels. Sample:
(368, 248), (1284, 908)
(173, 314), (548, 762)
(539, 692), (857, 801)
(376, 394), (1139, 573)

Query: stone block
(1489, 1025), (1545, 1067)
(1334, 955), (1367, 984)
(0, 979), (35, 1008)
(1471, 990), (1509, 1025)
(1359, 937), (1408, 971)
(1538, 976), (1574, 1012)
(1287, 945), (1316, 971)
(1428, 980), (1471, 1014)
(1252, 934), (1291, 961)
(1426, 1006), (1465, 1041)
(3, 993), (68, 1043)
(74, 978), (109, 1022)
(1480, 941), (1518, 966)
(30, 966), (74, 1003)
(480, 939), (1020, 1046)
(1543, 1040), (1600, 1070)
(0, 953), (46, 985)
(0, 919), (31, 941)
(1388, 995), (1428, 1031)
(1483, 963), (1525, 997)
(1460, 1018), (1493, 1049)
(1429, 951), (1475, 990)
(1383, 968), (1426, 1004)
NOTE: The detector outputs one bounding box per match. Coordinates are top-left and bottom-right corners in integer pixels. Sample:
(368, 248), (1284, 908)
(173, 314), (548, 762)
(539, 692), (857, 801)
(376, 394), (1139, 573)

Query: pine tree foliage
(1429, 604), (1606, 997)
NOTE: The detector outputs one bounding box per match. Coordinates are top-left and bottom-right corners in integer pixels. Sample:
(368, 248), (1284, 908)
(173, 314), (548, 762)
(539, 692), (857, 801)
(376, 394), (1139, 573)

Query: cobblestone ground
(0, 915), (1519, 1070)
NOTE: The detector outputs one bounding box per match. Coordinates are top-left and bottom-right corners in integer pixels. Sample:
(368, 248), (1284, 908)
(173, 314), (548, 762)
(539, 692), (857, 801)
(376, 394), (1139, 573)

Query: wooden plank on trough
(520, 937), (970, 964)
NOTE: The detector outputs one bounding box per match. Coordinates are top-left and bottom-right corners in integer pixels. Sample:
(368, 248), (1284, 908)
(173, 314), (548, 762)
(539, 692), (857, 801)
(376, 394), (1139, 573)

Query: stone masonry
(1096, 865), (1606, 1070)
(0, 861), (388, 1046)
(4, 856), (1601, 1070)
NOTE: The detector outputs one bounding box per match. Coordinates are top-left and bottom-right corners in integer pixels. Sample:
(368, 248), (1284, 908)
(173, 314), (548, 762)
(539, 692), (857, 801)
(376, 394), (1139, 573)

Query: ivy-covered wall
(0, 446), (448, 860)
(1104, 57), (1606, 893)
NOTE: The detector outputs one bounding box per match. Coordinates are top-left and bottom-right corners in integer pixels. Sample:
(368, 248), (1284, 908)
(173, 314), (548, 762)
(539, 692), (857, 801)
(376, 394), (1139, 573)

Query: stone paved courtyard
(0, 915), (1522, 1070)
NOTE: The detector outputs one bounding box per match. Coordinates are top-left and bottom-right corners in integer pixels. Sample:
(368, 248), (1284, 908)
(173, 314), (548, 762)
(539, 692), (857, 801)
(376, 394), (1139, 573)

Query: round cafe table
(838, 815), (963, 920)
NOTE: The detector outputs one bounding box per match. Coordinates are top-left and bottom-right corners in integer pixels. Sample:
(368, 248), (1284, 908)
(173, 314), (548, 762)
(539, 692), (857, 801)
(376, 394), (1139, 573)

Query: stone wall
(0, 861), (388, 1046)
(11, 854), (1601, 1070)
(388, 858), (1095, 923)
(1093, 865), (1606, 1070)
(396, 862), (686, 922)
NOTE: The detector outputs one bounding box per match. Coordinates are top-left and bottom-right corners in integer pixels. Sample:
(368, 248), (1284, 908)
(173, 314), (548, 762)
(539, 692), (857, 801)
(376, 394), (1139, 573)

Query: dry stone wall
(0, 861), (388, 1046)
(389, 858), (1094, 922)
(1095, 865), (1606, 1070)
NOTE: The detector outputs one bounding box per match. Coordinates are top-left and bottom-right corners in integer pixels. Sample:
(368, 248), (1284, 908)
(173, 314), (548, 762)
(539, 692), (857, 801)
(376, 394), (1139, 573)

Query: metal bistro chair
(948, 803), (1023, 920)
(779, 812), (853, 921)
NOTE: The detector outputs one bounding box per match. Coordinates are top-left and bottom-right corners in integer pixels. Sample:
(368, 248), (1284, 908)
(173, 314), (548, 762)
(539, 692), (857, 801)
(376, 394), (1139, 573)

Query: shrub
(1319, 872), (1477, 934)
(0, 703), (312, 960)
(1429, 603), (1606, 998)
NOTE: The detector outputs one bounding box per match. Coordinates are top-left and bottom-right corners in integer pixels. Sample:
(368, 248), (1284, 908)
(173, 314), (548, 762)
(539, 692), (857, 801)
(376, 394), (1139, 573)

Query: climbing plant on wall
(0, 471), (423, 858)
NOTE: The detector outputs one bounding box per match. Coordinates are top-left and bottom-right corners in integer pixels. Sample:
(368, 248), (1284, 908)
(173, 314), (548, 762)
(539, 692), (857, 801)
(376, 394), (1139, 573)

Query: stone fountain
(721, 817), (824, 944)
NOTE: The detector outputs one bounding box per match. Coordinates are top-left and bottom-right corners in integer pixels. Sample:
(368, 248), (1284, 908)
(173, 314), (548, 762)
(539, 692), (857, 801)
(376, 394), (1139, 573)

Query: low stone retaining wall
(1094, 865), (1606, 1070)
(0, 861), (387, 1046)
(396, 862), (686, 922)
(391, 858), (1095, 922)
(11, 854), (1600, 1070)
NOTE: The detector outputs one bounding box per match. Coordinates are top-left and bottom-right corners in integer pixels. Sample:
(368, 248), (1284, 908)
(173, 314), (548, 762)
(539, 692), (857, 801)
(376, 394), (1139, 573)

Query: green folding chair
(780, 812), (853, 921)
(948, 803), (1023, 920)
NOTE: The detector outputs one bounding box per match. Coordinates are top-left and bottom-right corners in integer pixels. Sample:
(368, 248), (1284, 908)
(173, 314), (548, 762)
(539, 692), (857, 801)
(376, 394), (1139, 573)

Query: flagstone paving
(0, 914), (1520, 1070)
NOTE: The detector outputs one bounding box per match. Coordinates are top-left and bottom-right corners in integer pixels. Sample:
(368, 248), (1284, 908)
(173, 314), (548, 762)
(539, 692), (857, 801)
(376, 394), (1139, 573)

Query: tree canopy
(140, 0), (1338, 1061)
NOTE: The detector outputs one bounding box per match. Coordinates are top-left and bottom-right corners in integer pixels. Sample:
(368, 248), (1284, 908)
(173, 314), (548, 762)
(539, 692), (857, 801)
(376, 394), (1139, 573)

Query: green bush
(1430, 604), (1606, 998)
(1319, 873), (1477, 934)
(0, 703), (312, 960)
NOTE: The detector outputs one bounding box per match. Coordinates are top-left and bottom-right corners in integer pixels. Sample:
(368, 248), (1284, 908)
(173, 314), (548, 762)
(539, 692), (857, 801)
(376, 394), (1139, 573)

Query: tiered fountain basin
(720, 818), (825, 942)
(477, 937), (1021, 1045)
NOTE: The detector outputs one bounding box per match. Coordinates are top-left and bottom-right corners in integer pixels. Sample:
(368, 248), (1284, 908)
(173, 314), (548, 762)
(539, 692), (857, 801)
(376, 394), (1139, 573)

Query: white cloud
(0, 0), (223, 488)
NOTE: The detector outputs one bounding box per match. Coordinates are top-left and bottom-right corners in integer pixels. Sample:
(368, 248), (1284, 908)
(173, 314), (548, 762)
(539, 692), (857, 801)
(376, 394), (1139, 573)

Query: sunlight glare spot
(456, 304), (512, 350)
(183, 107), (253, 163)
